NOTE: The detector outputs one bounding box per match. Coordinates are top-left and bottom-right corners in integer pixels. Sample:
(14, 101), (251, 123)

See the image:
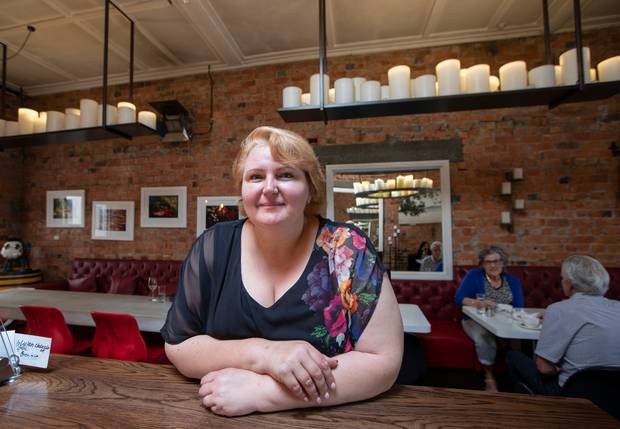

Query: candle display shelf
(355, 187), (434, 199)
(0, 123), (158, 149)
(279, 81), (620, 123)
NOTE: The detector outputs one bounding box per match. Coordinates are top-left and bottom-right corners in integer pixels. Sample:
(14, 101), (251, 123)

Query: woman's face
(241, 144), (310, 227)
(482, 252), (504, 277)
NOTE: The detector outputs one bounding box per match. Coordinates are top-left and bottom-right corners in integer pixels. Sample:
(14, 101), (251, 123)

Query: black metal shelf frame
(0, 0), (157, 148)
(278, 0), (620, 123)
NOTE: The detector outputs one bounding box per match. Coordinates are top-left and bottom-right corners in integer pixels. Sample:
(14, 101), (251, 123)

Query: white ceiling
(0, 0), (619, 95)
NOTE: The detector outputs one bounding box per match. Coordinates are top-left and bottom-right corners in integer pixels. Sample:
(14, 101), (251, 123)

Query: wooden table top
(1, 354), (617, 428)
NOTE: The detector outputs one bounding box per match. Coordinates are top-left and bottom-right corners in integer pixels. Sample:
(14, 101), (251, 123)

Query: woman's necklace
(485, 273), (502, 289)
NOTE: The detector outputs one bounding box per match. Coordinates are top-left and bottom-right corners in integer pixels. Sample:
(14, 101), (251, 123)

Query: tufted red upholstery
(392, 265), (620, 370)
(36, 258), (183, 296)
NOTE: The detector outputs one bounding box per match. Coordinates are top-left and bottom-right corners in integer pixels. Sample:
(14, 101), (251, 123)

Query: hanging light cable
(7, 25), (36, 60)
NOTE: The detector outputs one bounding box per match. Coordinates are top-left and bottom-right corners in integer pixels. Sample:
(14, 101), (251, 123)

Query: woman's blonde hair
(232, 126), (326, 216)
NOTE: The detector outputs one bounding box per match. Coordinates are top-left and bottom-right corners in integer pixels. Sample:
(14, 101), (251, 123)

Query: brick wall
(1, 27), (619, 280)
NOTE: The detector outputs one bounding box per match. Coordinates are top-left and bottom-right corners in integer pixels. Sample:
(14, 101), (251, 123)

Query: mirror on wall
(326, 160), (453, 280)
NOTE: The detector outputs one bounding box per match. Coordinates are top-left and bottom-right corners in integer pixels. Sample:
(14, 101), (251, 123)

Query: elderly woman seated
(506, 255), (620, 395)
(454, 246), (524, 391)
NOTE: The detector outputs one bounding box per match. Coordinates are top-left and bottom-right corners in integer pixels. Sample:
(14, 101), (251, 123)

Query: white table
(0, 288), (431, 335)
(399, 304), (431, 334)
(0, 287), (170, 332)
(462, 305), (543, 340)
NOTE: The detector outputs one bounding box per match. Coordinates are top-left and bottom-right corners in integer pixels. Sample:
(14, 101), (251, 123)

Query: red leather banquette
(36, 258), (182, 297)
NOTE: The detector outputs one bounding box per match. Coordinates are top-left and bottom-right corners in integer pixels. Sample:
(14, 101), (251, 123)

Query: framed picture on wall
(46, 190), (85, 228)
(140, 186), (187, 228)
(196, 196), (241, 236)
(91, 201), (134, 241)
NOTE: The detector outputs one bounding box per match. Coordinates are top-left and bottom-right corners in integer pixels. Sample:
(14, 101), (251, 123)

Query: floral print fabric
(302, 224), (383, 355)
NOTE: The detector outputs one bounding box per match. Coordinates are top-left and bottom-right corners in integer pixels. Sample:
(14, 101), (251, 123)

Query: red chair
(91, 312), (166, 363)
(20, 305), (92, 354)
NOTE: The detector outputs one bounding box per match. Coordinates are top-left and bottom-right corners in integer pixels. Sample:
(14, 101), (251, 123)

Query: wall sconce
(501, 182), (512, 195)
(501, 167), (525, 232)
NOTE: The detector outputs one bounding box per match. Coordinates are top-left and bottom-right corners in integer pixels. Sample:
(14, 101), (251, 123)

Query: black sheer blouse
(161, 217), (384, 356)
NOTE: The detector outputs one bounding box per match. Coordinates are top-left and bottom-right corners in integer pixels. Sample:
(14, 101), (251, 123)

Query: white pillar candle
(18, 108), (38, 134)
(380, 85), (390, 100)
(409, 79), (416, 98)
(528, 65), (556, 88)
(489, 76), (500, 92)
(33, 117), (46, 133)
(360, 80), (381, 102)
(514, 199), (525, 210)
(117, 102), (136, 124)
(513, 168), (523, 180)
(426, 178), (433, 188)
(301, 93), (311, 105)
(388, 65), (411, 99)
(310, 73), (330, 105)
(460, 69), (468, 93)
(353, 182), (362, 194)
(553, 65), (564, 86)
(0, 119), (5, 137)
(138, 111), (157, 129)
(282, 86), (302, 108)
(597, 55), (620, 82)
(79, 98), (98, 128)
(554, 65), (563, 85)
(436, 59), (461, 96)
(374, 178), (385, 190)
(328, 88), (335, 103)
(352, 77), (366, 101)
(64, 108), (81, 130)
(499, 61), (527, 90)
(361, 181), (370, 192)
(466, 64), (490, 93)
(405, 175), (414, 188)
(46, 111), (65, 132)
(39, 112), (47, 121)
(396, 175), (406, 188)
(386, 179), (396, 189)
(5, 121), (19, 136)
(412, 178), (420, 188)
(98, 104), (118, 126)
(334, 78), (354, 104)
(589, 68), (597, 82)
(501, 211), (512, 224)
(414, 74), (436, 98)
(501, 182), (512, 195)
(559, 47), (591, 85)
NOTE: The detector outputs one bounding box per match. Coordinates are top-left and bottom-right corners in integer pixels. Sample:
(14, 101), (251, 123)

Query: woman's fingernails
(331, 382), (337, 390)
(303, 396), (309, 402)
(324, 392), (330, 399)
(316, 397), (322, 404)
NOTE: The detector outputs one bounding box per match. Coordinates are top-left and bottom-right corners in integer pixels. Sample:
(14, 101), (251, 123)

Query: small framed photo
(91, 201), (134, 241)
(140, 186), (187, 228)
(196, 196), (241, 236)
(46, 190), (85, 228)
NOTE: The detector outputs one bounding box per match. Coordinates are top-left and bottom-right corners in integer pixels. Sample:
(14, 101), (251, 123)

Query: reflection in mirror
(326, 161), (453, 280)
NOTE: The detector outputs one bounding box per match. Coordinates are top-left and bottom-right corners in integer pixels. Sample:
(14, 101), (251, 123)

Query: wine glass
(147, 277), (158, 302)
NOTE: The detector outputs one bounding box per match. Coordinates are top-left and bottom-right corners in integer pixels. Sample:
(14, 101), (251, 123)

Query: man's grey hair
(477, 246), (508, 267)
(561, 255), (609, 296)
(430, 241), (442, 250)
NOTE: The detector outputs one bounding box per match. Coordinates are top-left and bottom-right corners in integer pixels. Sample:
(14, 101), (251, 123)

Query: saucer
(519, 321), (541, 330)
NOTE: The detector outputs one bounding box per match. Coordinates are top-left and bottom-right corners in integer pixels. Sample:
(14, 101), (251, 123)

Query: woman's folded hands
(199, 339), (338, 416)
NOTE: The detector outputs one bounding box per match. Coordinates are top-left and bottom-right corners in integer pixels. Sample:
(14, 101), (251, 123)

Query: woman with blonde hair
(162, 126), (403, 416)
